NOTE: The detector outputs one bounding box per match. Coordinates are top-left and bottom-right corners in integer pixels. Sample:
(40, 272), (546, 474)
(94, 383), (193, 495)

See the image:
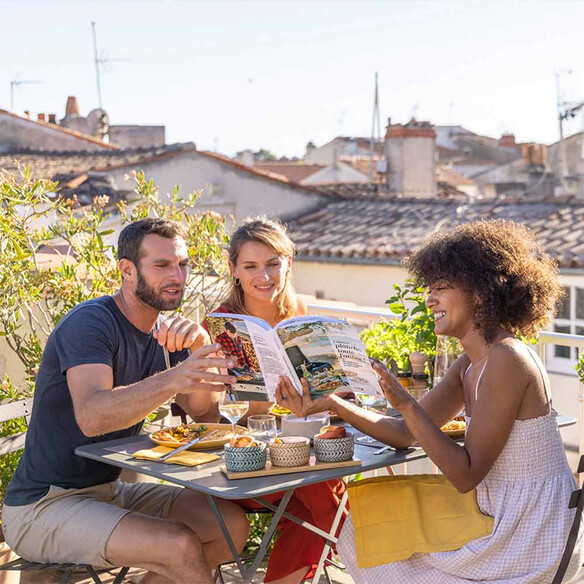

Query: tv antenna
(10, 76), (44, 112)
(555, 69), (584, 193)
(369, 71), (382, 181)
(91, 21), (131, 109)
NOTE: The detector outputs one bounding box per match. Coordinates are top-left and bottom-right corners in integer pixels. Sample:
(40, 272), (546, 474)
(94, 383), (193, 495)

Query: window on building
(548, 285), (584, 373)
(205, 183), (223, 200)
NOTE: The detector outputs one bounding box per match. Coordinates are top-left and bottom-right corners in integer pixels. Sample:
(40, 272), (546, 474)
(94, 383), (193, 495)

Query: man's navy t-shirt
(5, 296), (188, 506)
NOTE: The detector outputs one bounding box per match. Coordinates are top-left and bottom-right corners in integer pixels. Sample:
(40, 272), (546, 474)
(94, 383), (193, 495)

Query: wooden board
(221, 456), (361, 479)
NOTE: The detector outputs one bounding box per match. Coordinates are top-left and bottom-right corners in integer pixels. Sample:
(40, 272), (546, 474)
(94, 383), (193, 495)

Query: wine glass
(247, 415), (278, 444)
(218, 394), (249, 437)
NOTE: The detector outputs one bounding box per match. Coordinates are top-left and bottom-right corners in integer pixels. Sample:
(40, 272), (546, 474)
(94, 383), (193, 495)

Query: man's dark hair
(118, 218), (187, 266)
(225, 321), (237, 334)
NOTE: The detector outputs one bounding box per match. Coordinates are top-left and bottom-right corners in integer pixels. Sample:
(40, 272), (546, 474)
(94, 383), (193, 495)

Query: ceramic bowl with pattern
(269, 437), (311, 467)
(224, 443), (267, 472)
(313, 434), (354, 463)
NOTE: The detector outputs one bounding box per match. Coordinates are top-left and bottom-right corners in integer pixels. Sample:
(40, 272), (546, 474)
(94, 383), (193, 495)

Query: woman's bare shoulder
(484, 340), (533, 390)
(490, 339), (533, 369)
(296, 296), (308, 316)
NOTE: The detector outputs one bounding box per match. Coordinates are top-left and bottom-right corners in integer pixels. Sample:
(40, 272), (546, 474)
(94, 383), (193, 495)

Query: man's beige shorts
(2, 480), (182, 569)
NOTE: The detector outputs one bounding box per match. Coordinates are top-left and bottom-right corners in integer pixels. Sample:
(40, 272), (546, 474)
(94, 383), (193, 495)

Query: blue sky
(2, 0), (583, 157)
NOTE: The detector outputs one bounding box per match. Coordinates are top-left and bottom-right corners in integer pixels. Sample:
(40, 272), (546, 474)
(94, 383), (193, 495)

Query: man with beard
(2, 218), (249, 584)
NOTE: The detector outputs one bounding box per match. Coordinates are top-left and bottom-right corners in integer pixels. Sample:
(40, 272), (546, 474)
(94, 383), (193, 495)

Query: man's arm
(68, 345), (235, 437)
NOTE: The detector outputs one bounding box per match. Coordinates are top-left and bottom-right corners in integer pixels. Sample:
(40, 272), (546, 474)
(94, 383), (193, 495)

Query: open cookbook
(205, 313), (379, 401)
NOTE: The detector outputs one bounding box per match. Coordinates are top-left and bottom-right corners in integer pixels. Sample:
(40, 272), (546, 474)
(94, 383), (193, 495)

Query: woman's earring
(234, 278), (241, 286)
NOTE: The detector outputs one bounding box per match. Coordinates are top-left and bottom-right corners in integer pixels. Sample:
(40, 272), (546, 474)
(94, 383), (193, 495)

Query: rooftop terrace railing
(307, 303), (584, 461)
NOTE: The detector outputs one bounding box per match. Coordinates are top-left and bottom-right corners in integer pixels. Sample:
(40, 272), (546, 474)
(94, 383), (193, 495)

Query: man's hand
(153, 315), (210, 352)
(275, 375), (330, 417)
(169, 344), (236, 393)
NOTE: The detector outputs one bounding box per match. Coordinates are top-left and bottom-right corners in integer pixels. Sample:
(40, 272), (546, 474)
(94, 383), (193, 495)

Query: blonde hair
(223, 217), (297, 320)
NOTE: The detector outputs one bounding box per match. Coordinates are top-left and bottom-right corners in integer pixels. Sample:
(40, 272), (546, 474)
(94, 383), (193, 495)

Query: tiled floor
(10, 563), (355, 583)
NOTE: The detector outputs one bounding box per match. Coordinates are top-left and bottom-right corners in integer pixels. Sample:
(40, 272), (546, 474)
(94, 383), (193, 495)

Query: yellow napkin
(133, 446), (220, 467)
(348, 474), (494, 568)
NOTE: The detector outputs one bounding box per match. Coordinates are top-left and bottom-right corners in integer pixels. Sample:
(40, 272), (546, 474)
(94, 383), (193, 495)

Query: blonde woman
(207, 217), (346, 584)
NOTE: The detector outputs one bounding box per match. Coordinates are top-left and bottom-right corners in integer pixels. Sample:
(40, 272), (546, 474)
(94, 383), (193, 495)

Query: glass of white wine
(218, 394), (249, 437)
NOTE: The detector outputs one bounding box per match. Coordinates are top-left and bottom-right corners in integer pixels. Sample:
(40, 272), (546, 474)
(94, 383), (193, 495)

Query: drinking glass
(218, 395), (249, 437)
(433, 335), (462, 386)
(247, 415), (278, 444)
(357, 393), (388, 414)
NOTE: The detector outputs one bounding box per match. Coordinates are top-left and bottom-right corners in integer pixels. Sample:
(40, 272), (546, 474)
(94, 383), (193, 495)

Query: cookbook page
(275, 318), (379, 398)
(206, 314), (297, 401)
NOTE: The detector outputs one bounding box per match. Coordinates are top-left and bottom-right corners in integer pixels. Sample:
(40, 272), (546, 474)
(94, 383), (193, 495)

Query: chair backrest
(0, 398), (33, 456)
(552, 455), (584, 584)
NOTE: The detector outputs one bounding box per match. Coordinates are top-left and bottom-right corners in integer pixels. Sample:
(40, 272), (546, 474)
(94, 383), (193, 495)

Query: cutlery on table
(373, 445), (392, 455)
(159, 437), (201, 462)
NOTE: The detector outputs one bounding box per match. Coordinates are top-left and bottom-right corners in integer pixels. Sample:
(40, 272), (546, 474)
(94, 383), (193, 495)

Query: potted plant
(360, 280), (437, 377)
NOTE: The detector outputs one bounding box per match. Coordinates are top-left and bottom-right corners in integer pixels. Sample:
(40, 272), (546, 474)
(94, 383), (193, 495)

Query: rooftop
(288, 197), (584, 269)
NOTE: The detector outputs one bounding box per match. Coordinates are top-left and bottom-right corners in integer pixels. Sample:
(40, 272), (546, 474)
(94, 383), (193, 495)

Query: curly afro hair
(405, 220), (562, 343)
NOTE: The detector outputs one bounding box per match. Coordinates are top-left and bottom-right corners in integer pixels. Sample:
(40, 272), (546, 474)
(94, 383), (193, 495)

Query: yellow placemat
(348, 474), (494, 568)
(133, 446), (220, 467)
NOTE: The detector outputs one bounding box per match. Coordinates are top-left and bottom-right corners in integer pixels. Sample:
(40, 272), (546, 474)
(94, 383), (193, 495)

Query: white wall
(103, 151), (323, 222)
(293, 260), (408, 307)
(0, 113), (110, 152)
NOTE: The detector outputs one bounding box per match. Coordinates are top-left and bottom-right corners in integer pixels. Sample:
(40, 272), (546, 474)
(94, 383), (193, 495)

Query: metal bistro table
(75, 414), (576, 583)
(75, 434), (428, 583)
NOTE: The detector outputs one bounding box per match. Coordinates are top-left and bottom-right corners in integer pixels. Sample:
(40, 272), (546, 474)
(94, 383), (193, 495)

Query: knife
(159, 437), (202, 462)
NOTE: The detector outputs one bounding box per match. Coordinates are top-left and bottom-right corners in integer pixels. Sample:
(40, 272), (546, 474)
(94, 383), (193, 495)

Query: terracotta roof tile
(0, 144), (197, 178)
(0, 145), (332, 198)
(288, 197), (584, 269)
(253, 163), (325, 183)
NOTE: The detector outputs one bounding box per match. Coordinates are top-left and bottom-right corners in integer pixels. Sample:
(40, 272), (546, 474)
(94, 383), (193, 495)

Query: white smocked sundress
(337, 355), (584, 583)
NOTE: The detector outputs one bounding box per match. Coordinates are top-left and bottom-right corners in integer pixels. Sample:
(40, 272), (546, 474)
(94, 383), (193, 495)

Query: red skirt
(238, 479), (348, 582)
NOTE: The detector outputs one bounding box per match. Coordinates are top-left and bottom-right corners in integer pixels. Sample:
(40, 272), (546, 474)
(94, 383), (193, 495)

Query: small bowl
(224, 443), (267, 472)
(269, 437), (310, 467)
(281, 413), (330, 440)
(314, 434), (354, 463)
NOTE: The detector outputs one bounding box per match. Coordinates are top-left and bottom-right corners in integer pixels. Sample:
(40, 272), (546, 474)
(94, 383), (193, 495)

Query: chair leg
(59, 570), (74, 584)
(85, 565), (105, 583)
(324, 564), (333, 584)
(214, 565), (225, 584)
(113, 567), (131, 583)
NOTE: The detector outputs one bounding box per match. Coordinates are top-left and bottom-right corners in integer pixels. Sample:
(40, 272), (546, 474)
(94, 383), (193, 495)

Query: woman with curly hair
(278, 220), (584, 583)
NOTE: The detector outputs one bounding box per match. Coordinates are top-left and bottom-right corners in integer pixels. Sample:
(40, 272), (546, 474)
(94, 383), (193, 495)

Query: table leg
(254, 487), (350, 584)
(205, 494), (247, 579)
(243, 489), (294, 583)
(311, 489), (349, 583)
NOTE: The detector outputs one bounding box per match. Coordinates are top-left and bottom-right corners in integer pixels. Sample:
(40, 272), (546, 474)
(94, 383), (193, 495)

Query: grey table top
(75, 414), (576, 500)
(76, 435), (428, 500)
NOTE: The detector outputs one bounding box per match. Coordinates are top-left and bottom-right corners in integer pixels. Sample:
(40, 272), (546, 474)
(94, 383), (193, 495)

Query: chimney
(24, 110), (30, 119)
(241, 149), (254, 167)
(48, 113), (57, 124)
(65, 96), (80, 117)
(499, 133), (516, 149)
(384, 118), (436, 198)
(37, 113), (46, 122)
(521, 143), (547, 168)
